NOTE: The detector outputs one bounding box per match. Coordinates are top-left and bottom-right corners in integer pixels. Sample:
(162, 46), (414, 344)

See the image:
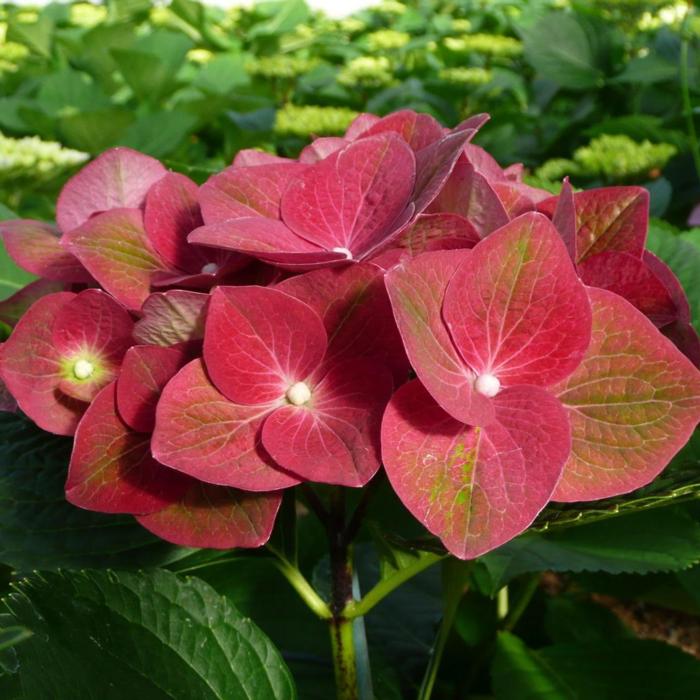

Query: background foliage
(1, 1), (700, 698)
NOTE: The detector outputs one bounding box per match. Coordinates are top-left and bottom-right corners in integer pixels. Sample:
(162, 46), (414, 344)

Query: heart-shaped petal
(204, 286), (327, 405)
(381, 380), (569, 559)
(444, 212), (591, 388)
(63, 208), (170, 310)
(278, 262), (409, 382)
(65, 382), (191, 514)
(553, 287), (700, 501)
(281, 133), (416, 256)
(395, 213), (481, 255)
(152, 359), (298, 491)
(262, 357), (392, 486)
(429, 158), (509, 236)
(385, 250), (494, 426)
(199, 162), (305, 224)
(56, 147), (166, 234)
(144, 172), (208, 272)
(578, 250), (677, 327)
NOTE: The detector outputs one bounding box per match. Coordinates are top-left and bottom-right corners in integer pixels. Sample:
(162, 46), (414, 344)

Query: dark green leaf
(2, 569), (296, 699)
(0, 413), (188, 570)
(119, 111), (198, 158)
(58, 108), (134, 153)
(492, 632), (700, 699)
(481, 507), (700, 591)
(522, 13), (604, 89)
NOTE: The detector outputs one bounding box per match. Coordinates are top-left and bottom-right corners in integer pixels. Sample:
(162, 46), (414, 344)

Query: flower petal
(136, 483), (281, 549)
(133, 290), (209, 347)
(204, 286), (327, 404)
(65, 382), (190, 514)
(56, 147), (166, 234)
(152, 359), (298, 491)
(553, 287), (700, 501)
(385, 250), (494, 425)
(443, 212), (591, 387)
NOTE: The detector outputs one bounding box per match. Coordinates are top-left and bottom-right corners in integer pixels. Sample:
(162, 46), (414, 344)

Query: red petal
(299, 137), (349, 163)
(0, 292), (85, 435)
(395, 213), (481, 255)
(133, 290), (208, 346)
(444, 212), (591, 387)
(56, 147), (166, 234)
(151, 359), (298, 490)
(578, 251), (677, 327)
(281, 133), (416, 257)
(144, 172), (206, 273)
(65, 382), (190, 514)
(429, 158), (509, 236)
(199, 162), (305, 224)
(262, 357), (393, 486)
(553, 287), (700, 501)
(204, 286), (327, 405)
(385, 250), (494, 426)
(117, 343), (196, 433)
(63, 208), (169, 310)
(0, 219), (91, 282)
(277, 262), (409, 382)
(381, 380), (568, 559)
(0, 279), (68, 327)
(358, 109), (446, 151)
(136, 483), (282, 549)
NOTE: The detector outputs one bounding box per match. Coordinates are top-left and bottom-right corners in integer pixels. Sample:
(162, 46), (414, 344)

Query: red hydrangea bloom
(188, 113), (488, 269)
(0, 108), (698, 557)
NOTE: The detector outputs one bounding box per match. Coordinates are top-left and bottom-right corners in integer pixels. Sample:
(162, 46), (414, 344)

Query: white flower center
(474, 373), (500, 397)
(73, 359), (95, 380)
(201, 262), (219, 274)
(332, 247), (353, 260)
(286, 381), (312, 406)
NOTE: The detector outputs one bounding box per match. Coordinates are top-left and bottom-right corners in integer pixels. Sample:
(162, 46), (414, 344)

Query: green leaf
(119, 111), (198, 158)
(543, 597), (631, 645)
(492, 632), (700, 699)
(522, 13), (604, 89)
(112, 31), (192, 102)
(646, 220), (700, 333)
(6, 12), (53, 57)
(0, 626), (31, 652)
(2, 569), (296, 699)
(611, 55), (678, 85)
(36, 70), (111, 117)
(481, 506), (700, 591)
(194, 53), (250, 95)
(0, 413), (188, 570)
(58, 108), (134, 153)
(248, 0), (310, 39)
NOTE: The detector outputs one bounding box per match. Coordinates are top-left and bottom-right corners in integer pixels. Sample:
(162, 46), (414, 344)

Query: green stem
(346, 552), (445, 619)
(268, 547), (331, 620)
(502, 574), (540, 632)
(330, 615), (358, 700)
(328, 488), (360, 700)
(417, 560), (469, 700)
(681, 11), (700, 182)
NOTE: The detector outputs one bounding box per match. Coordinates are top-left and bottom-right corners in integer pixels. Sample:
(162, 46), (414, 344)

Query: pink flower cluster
(2, 110), (699, 558)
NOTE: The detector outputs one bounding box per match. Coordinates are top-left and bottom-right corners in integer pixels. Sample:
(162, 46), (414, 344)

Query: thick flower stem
(330, 615), (358, 700)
